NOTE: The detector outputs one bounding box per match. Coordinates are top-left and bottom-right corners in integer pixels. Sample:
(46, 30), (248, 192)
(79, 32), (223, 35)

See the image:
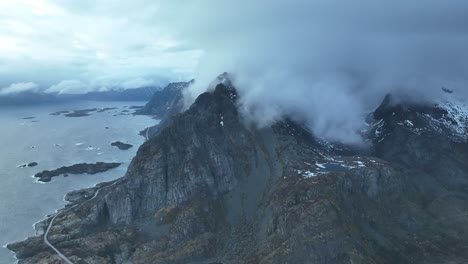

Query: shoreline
(0, 101), (157, 263)
(33, 162), (123, 182)
(7, 177), (125, 259)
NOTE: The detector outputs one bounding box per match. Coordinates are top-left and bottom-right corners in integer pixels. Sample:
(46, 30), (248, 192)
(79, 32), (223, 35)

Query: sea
(0, 101), (156, 263)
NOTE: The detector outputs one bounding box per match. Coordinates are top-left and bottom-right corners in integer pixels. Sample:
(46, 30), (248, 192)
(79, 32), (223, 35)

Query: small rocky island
(34, 162), (122, 182)
(18, 162), (38, 168)
(111, 141), (133, 150)
(50, 110), (70, 116)
(64, 108), (97, 117)
(51, 107), (118, 117)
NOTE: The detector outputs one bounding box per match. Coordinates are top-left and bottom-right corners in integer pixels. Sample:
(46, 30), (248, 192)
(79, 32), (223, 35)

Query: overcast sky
(0, 0), (201, 94)
(1, 0), (468, 143)
(162, 0), (468, 143)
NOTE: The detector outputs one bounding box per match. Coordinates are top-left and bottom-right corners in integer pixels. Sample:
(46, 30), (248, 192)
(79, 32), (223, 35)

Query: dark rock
(18, 162), (38, 168)
(9, 80), (468, 263)
(111, 141), (133, 150)
(129, 105), (144, 109)
(442, 86), (454, 94)
(64, 108), (97, 117)
(34, 162), (122, 182)
(135, 80), (193, 117)
(55, 106), (119, 117)
(97, 107), (118, 113)
(65, 180), (118, 205)
(6, 236), (47, 259)
(50, 110), (70, 116)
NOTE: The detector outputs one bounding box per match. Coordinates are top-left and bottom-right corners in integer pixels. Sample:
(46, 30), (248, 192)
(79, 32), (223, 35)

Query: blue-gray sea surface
(0, 101), (156, 263)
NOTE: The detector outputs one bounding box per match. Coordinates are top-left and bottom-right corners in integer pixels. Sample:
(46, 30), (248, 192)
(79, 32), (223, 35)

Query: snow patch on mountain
(424, 99), (468, 142)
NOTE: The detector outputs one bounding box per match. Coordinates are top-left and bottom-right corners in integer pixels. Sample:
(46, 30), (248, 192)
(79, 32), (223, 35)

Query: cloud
(0, 82), (39, 95)
(0, 0), (200, 89)
(44, 77), (164, 94)
(119, 78), (157, 90)
(1, 0), (468, 143)
(45, 80), (92, 94)
(155, 0), (468, 144)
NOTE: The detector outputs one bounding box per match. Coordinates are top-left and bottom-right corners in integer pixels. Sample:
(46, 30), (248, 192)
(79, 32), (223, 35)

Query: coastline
(0, 101), (157, 263)
(7, 177), (125, 261)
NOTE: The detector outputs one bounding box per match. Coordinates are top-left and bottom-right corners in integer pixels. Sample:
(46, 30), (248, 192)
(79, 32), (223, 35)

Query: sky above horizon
(0, 0), (201, 94)
(1, 0), (468, 143)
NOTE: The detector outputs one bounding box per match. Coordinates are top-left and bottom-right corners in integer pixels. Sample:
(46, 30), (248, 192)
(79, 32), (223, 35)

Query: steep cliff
(135, 81), (193, 117)
(8, 84), (468, 264)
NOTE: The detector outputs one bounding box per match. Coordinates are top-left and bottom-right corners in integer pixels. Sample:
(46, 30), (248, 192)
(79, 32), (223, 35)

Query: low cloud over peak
(2, 0), (468, 143)
(159, 0), (468, 143)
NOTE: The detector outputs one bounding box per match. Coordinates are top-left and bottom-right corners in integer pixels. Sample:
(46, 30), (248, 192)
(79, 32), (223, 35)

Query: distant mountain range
(0, 86), (160, 105)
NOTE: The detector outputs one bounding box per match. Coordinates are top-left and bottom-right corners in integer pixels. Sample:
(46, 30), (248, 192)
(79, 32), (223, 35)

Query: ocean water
(0, 101), (156, 263)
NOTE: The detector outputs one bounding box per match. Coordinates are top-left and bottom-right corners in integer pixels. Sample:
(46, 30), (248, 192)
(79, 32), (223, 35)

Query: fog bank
(158, 0), (468, 143)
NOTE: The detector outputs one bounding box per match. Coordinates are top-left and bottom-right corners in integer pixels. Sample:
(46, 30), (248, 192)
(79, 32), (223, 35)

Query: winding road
(44, 125), (152, 262)
(145, 126), (150, 141)
(44, 213), (74, 264)
(43, 179), (123, 263)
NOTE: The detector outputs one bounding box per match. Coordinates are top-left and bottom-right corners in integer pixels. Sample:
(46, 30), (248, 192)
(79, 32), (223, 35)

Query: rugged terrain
(8, 82), (468, 263)
(135, 80), (193, 117)
(34, 162), (123, 182)
(111, 141), (134, 150)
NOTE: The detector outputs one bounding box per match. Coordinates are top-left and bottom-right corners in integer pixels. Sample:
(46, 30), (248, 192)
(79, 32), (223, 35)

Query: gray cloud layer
(1, 1), (468, 143)
(156, 0), (468, 143)
(0, 0), (201, 94)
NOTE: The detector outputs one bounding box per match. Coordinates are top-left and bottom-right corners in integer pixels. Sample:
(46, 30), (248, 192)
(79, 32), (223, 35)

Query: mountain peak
(135, 80), (192, 117)
(369, 93), (468, 144)
(187, 83), (238, 119)
(9, 77), (468, 264)
(214, 82), (237, 100)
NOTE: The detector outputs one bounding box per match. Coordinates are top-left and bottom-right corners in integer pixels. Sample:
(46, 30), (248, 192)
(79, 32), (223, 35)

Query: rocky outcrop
(63, 108), (98, 117)
(135, 80), (193, 117)
(34, 162), (122, 182)
(18, 162), (38, 168)
(111, 141), (133, 150)
(9, 82), (468, 263)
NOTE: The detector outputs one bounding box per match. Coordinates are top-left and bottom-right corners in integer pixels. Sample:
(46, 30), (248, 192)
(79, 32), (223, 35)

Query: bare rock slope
(8, 84), (468, 264)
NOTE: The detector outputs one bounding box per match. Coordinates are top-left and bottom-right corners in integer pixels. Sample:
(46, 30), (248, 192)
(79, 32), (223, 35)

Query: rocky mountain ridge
(135, 80), (193, 117)
(7, 82), (468, 263)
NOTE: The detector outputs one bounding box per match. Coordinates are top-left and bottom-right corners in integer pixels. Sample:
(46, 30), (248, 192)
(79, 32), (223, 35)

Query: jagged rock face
(9, 85), (468, 264)
(368, 95), (468, 191)
(135, 81), (193, 117)
(105, 84), (253, 223)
